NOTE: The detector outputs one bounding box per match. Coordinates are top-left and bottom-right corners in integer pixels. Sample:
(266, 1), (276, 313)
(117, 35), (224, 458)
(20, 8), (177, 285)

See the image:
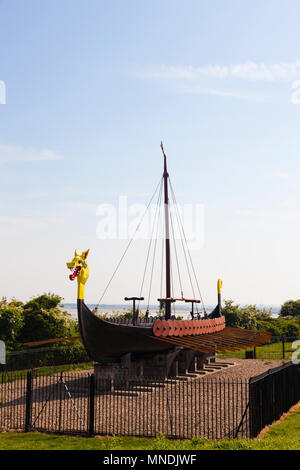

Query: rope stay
(168, 181), (197, 305)
(138, 178), (163, 311)
(169, 178), (206, 314)
(95, 177), (163, 309)
(147, 179), (164, 310)
(169, 205), (183, 299)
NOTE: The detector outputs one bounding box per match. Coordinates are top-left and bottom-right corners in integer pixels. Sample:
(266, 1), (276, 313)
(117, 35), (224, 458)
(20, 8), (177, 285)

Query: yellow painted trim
(77, 282), (85, 300)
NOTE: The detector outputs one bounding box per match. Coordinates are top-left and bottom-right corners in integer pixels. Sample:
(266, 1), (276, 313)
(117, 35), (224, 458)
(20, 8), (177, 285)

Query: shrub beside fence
(4, 344), (90, 372)
(0, 362), (299, 439)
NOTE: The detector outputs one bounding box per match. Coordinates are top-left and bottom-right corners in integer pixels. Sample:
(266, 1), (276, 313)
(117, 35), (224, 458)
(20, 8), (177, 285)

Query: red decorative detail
(178, 322), (184, 337)
(183, 320), (190, 336)
(153, 320), (163, 337)
(161, 320), (170, 337)
(173, 320), (180, 337)
(167, 319), (175, 336)
(69, 266), (81, 281)
(153, 316), (225, 338)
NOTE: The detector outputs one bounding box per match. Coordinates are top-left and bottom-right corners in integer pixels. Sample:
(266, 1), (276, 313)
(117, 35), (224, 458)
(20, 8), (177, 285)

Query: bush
(280, 300), (300, 318)
(18, 294), (76, 343)
(0, 293), (77, 350)
(256, 318), (300, 340)
(5, 342), (90, 371)
(0, 303), (24, 350)
(221, 300), (257, 330)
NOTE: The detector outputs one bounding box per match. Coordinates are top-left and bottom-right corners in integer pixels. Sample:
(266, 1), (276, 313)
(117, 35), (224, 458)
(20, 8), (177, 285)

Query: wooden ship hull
(77, 300), (270, 365)
(77, 299), (171, 361)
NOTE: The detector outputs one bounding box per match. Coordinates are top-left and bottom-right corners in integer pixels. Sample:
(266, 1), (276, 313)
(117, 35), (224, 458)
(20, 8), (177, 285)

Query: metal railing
(249, 362), (300, 437)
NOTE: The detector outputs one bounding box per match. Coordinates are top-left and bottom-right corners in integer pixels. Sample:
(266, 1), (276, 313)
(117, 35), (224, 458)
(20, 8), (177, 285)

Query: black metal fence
(249, 362), (300, 437)
(0, 362), (299, 439)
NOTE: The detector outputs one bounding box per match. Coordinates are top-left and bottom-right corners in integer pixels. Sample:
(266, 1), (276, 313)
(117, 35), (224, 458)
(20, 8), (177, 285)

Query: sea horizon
(62, 303), (281, 319)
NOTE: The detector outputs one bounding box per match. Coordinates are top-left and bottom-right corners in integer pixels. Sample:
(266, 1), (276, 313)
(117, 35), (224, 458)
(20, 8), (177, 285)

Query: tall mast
(161, 142), (171, 319)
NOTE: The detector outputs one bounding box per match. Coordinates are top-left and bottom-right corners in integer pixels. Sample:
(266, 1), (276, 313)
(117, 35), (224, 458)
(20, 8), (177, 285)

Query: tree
(0, 300), (24, 349)
(256, 318), (300, 340)
(221, 300), (257, 330)
(18, 293), (76, 343)
(280, 300), (300, 318)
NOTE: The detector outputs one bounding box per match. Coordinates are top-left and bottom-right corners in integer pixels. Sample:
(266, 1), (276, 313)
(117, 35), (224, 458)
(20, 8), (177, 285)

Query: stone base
(94, 350), (216, 387)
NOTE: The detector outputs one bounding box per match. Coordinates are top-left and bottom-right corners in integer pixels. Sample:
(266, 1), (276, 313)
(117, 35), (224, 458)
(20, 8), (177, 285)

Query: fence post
(88, 374), (95, 437)
(25, 370), (32, 432)
(58, 371), (63, 433)
(282, 339), (285, 359)
(248, 379), (255, 438)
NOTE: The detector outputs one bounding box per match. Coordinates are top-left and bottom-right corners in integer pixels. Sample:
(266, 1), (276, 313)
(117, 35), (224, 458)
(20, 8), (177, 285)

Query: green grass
(218, 341), (294, 360)
(1, 362), (93, 383)
(0, 405), (299, 450)
(33, 362), (93, 376)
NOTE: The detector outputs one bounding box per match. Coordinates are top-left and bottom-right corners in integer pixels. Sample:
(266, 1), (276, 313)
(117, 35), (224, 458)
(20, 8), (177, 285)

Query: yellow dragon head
(66, 249), (90, 299)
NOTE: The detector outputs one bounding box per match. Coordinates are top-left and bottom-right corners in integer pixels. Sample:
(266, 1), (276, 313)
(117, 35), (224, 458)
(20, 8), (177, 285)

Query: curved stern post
(217, 278), (223, 317)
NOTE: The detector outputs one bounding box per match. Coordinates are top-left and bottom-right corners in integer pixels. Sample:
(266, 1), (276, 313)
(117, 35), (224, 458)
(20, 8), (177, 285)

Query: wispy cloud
(0, 215), (46, 228)
(132, 60), (300, 101)
(133, 61), (300, 82)
(235, 206), (300, 223)
(271, 171), (290, 180)
(68, 201), (98, 212)
(0, 144), (62, 163)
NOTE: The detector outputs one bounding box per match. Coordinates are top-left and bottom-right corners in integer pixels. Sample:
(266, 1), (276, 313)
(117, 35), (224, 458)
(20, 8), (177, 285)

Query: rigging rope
(138, 178), (163, 311)
(146, 180), (163, 310)
(169, 178), (207, 314)
(169, 206), (183, 298)
(95, 177), (163, 309)
(169, 185), (197, 303)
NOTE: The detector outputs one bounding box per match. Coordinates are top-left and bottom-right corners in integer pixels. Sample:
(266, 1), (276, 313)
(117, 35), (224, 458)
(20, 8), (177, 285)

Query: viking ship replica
(66, 143), (271, 378)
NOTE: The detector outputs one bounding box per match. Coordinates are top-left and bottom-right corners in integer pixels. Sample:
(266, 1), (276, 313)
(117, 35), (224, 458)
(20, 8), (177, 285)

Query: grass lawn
(1, 362), (93, 382)
(0, 404), (299, 450)
(218, 340), (294, 360)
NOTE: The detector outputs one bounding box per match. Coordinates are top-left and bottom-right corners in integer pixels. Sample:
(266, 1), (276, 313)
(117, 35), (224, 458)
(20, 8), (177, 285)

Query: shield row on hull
(153, 317), (226, 337)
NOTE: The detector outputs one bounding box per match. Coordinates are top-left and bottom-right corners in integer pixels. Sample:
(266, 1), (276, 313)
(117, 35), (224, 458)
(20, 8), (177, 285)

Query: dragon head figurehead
(66, 249), (90, 300)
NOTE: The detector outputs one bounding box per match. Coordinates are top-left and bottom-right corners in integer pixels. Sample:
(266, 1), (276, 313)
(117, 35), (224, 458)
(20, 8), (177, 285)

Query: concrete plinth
(94, 349), (181, 383)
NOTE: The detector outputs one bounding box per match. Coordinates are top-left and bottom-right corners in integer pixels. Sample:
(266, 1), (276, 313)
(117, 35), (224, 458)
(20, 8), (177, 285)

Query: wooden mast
(161, 142), (171, 319)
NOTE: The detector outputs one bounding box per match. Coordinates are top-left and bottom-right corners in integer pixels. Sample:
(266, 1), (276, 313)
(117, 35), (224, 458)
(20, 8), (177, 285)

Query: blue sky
(0, 0), (300, 306)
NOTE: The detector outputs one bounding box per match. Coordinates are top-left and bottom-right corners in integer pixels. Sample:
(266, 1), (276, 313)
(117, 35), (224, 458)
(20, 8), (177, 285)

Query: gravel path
(201, 358), (286, 380)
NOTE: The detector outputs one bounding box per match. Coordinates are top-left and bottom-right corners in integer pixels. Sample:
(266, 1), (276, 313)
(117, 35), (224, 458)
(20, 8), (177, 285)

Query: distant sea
(62, 303), (280, 319)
